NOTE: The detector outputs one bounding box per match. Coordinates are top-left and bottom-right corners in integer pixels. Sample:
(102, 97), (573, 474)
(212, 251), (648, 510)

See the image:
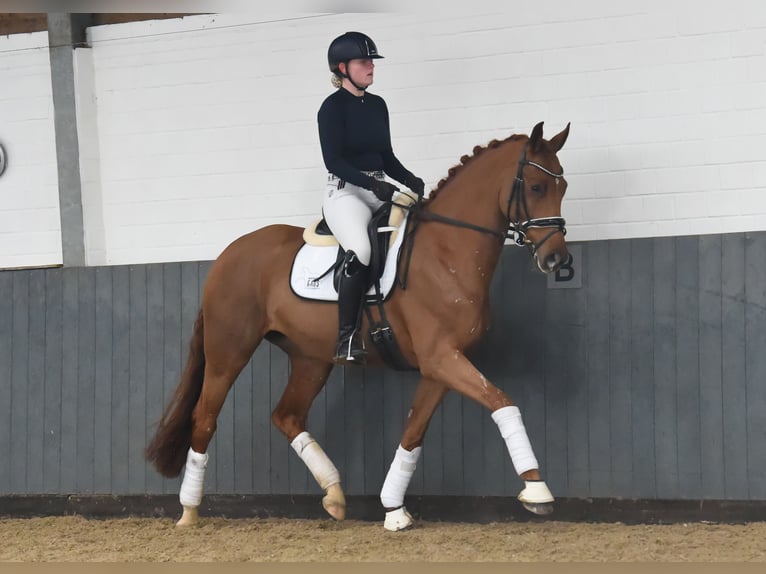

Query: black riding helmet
(328, 31), (383, 90)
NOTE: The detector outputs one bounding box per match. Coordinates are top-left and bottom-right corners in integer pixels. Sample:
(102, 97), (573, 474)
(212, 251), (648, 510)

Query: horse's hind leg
(270, 354), (345, 520)
(380, 376), (448, 531)
(177, 328), (264, 527)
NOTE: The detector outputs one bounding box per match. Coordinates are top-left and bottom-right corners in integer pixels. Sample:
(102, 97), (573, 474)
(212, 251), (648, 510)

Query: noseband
(406, 143), (567, 254)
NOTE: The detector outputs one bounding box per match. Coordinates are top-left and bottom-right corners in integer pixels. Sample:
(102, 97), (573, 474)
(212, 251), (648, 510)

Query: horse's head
(501, 121), (571, 274)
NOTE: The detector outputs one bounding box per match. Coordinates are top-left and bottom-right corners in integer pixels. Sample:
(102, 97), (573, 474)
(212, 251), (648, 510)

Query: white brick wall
(0, 32), (62, 269)
(76, 4), (766, 264)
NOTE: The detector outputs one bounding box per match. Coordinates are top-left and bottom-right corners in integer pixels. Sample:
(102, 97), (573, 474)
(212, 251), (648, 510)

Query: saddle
(297, 192), (418, 371)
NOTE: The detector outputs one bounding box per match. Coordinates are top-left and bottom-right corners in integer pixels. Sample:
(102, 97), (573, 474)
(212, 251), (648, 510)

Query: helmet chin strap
(340, 61), (367, 92)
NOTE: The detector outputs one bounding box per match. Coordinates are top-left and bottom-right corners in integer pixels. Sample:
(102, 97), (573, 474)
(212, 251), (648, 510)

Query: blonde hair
(330, 73), (343, 88)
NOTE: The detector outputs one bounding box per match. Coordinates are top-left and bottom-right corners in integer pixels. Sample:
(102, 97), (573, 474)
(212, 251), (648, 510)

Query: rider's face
(343, 58), (374, 88)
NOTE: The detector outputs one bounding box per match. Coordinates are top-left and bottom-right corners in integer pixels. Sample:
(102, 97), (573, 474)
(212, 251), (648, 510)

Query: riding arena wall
(1, 6), (765, 522)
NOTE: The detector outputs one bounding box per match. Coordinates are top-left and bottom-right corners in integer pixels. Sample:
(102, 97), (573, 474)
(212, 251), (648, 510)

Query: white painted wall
(72, 3), (766, 264)
(0, 32), (62, 269)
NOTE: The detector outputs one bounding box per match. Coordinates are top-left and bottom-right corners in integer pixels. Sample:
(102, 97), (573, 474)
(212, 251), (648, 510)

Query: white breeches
(322, 173), (386, 266)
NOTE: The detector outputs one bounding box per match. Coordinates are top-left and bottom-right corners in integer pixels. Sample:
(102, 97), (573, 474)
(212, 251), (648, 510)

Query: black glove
(405, 175), (425, 197)
(367, 179), (399, 202)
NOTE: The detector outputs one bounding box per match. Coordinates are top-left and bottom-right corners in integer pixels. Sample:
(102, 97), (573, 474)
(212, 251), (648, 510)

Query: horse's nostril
(545, 253), (561, 270)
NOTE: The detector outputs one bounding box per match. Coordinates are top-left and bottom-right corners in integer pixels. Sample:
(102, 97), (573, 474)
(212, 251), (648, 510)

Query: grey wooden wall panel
(653, 237), (678, 498)
(110, 266), (130, 493)
(721, 234), (748, 499)
(585, 241), (611, 495)
(43, 269), (63, 493)
(0, 271), (13, 492)
(698, 236), (725, 498)
(608, 240), (633, 496)
(440, 391), (463, 495)
(10, 272), (28, 494)
(128, 266), (147, 494)
(380, 370), (405, 492)
(60, 268), (79, 493)
(342, 367), (365, 495)
(675, 236), (703, 499)
(630, 240), (656, 499)
(2, 231), (766, 503)
(745, 233), (766, 498)
(564, 322), (590, 498)
(26, 271), (46, 494)
(94, 268), (113, 493)
(76, 268), (96, 493)
(362, 370), (385, 496)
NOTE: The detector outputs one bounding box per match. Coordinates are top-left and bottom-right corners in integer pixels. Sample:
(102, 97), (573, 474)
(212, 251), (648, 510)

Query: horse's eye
(531, 184), (543, 193)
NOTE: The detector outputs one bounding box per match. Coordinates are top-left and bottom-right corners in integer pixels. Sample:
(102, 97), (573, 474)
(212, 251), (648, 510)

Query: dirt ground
(1, 516), (765, 562)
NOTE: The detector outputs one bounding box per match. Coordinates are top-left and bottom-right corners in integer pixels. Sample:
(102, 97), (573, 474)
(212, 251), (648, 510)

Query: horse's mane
(427, 134), (526, 201)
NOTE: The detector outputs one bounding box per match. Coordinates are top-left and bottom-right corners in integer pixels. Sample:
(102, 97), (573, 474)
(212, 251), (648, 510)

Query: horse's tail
(145, 309), (206, 477)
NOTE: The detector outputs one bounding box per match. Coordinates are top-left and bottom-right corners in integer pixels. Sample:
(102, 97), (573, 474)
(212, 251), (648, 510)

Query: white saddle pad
(290, 211), (410, 302)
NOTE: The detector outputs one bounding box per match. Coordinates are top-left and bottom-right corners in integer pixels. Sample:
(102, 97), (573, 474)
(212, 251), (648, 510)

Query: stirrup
(333, 333), (367, 364)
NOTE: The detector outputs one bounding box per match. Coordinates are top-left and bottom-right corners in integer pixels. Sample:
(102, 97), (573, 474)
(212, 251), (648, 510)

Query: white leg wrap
(179, 448), (208, 507)
(380, 444), (422, 508)
(491, 405), (538, 475)
(291, 432), (340, 490)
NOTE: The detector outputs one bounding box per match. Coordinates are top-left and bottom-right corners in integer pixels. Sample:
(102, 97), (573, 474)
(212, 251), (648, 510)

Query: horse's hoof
(522, 501), (554, 516)
(176, 506), (200, 527)
(322, 497), (346, 521)
(384, 506), (414, 532)
(322, 483), (346, 521)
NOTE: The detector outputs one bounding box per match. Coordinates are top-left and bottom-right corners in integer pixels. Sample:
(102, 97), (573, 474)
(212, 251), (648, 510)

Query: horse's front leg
(419, 349), (554, 516)
(380, 376), (448, 531)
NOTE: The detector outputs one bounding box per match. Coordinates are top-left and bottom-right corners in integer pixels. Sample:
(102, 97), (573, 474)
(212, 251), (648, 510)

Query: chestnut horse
(146, 121), (571, 530)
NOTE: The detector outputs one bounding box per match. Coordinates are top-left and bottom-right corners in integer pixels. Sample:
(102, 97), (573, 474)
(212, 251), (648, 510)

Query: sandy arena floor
(1, 516), (765, 562)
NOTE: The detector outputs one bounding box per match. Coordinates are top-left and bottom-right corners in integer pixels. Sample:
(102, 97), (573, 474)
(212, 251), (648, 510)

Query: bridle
(505, 143), (567, 254)
(404, 142), (567, 255)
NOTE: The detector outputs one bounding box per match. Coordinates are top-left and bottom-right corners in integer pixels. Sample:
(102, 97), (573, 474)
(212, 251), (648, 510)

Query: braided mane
(426, 134), (525, 201)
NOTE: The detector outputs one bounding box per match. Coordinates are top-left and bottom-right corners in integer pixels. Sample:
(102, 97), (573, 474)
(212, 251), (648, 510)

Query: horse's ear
(548, 122), (571, 153)
(529, 121), (544, 153)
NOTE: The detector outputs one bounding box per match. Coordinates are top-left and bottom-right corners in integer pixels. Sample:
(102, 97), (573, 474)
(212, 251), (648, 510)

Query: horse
(145, 121), (571, 531)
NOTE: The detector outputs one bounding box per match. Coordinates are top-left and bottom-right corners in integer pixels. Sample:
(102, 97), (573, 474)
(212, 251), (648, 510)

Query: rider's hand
(405, 175), (425, 197)
(368, 179), (399, 202)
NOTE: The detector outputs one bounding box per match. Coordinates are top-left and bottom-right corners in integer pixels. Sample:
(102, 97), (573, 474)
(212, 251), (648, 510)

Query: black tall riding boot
(333, 253), (369, 365)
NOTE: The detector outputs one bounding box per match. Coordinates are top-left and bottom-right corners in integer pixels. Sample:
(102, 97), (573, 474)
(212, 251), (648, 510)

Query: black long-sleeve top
(317, 88), (413, 190)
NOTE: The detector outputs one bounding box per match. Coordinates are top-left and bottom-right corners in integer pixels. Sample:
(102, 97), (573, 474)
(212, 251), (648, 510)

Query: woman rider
(318, 31), (424, 364)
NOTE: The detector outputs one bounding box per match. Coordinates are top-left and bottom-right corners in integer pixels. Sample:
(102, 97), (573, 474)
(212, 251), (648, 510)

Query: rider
(318, 31), (425, 365)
